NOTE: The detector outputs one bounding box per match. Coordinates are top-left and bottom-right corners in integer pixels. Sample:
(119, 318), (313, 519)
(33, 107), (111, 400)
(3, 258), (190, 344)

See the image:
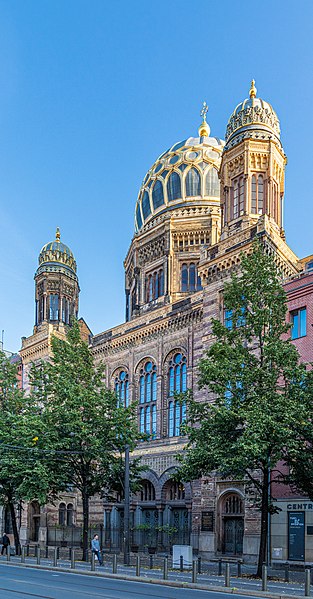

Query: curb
(0, 561), (306, 599)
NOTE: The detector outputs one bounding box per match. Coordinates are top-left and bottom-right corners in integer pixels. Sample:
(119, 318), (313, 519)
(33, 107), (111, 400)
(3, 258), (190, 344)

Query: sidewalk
(0, 553), (312, 597)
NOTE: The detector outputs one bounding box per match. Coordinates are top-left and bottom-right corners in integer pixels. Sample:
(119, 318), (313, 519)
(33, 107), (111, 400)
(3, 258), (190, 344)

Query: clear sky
(1, 0), (312, 352)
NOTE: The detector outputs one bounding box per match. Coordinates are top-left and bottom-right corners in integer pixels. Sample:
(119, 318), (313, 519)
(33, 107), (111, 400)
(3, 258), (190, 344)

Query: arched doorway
(221, 493), (244, 555)
(162, 479), (190, 547)
(29, 501), (40, 542)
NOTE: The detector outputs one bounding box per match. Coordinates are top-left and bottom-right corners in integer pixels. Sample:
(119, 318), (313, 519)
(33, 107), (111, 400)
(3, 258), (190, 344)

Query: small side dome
(37, 228), (77, 277)
(225, 80), (281, 149)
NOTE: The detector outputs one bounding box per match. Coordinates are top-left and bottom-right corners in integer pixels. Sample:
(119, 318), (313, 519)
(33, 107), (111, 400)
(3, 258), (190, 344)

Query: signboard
(201, 511), (214, 532)
(288, 512), (305, 561)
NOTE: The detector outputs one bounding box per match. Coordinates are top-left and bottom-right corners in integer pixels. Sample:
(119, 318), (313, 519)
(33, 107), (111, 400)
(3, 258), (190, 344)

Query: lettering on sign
(287, 503), (313, 510)
(201, 511), (214, 532)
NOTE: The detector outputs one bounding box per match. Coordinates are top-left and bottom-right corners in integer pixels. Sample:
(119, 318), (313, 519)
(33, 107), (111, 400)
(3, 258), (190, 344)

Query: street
(0, 564), (261, 598)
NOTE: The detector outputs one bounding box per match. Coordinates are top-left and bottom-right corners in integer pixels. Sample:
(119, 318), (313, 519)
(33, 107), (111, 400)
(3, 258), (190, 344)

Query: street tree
(0, 351), (57, 552)
(30, 319), (141, 560)
(177, 242), (310, 577)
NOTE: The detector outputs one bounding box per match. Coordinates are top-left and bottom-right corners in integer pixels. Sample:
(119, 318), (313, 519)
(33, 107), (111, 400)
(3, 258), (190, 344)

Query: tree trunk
(9, 501), (20, 555)
(257, 467), (269, 578)
(82, 486), (89, 562)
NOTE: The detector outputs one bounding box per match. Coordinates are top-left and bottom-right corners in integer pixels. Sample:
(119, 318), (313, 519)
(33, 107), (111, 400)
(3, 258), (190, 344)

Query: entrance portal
(221, 493), (244, 555)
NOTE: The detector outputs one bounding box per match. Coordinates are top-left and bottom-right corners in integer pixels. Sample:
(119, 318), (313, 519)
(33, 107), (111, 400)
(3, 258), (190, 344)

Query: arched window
(152, 180), (164, 210)
(140, 480), (156, 501)
(139, 361), (157, 440)
(114, 370), (129, 407)
(167, 172), (181, 201)
(166, 480), (185, 501)
(146, 269), (164, 302)
(205, 168), (219, 197)
(181, 263), (202, 292)
(142, 191), (151, 220)
(136, 203), (143, 229)
(185, 168), (201, 197)
(251, 174), (264, 215)
(239, 177), (244, 215)
(233, 180), (239, 219)
(59, 503), (66, 526)
(168, 353), (187, 437)
(66, 503), (74, 526)
(258, 175), (264, 214)
(62, 298), (70, 324)
(49, 294), (59, 321)
(223, 494), (243, 515)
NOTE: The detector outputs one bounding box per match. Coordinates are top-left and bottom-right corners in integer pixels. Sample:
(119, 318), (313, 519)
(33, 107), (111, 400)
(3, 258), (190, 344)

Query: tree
(0, 351), (55, 552)
(30, 320), (141, 560)
(177, 242), (310, 577)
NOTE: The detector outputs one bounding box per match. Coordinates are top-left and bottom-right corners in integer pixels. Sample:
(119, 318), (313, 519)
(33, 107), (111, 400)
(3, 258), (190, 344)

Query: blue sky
(1, 0), (312, 351)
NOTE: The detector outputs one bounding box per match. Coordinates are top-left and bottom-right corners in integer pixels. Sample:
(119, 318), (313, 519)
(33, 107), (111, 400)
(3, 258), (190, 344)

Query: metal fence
(47, 525), (195, 554)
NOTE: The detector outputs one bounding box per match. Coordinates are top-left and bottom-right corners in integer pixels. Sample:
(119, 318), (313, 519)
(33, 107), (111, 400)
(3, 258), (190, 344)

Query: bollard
(305, 568), (311, 597)
(21, 545), (26, 564)
(53, 547), (58, 567)
(180, 554), (184, 572)
(218, 558), (222, 576)
(91, 552), (95, 571)
(36, 547), (40, 565)
(6, 547), (10, 562)
(198, 556), (202, 575)
(57, 547), (60, 560)
(45, 546), (48, 559)
(136, 555), (140, 577)
(225, 562), (230, 587)
(284, 562), (290, 583)
(262, 564), (268, 591)
(192, 559), (198, 583)
(149, 554), (153, 569)
(237, 561), (242, 577)
(112, 553), (117, 574)
(163, 556), (168, 580)
(71, 548), (75, 569)
(26, 544), (30, 557)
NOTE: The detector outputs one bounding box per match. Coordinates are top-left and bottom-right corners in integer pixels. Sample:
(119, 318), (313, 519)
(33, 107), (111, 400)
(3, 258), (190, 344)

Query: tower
(34, 227), (79, 333)
(220, 80), (286, 239)
(20, 229), (80, 393)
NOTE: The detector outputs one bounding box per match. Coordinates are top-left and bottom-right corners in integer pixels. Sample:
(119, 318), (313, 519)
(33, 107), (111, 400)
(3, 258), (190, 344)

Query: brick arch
(159, 467), (192, 502)
(134, 355), (157, 374)
(163, 347), (188, 372)
(135, 469), (161, 502)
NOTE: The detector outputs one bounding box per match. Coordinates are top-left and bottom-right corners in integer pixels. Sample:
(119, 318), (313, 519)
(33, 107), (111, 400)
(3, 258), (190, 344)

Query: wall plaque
(201, 511), (214, 532)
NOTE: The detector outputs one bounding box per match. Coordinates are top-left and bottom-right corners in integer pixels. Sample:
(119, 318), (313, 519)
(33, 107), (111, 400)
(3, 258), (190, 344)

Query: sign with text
(201, 511), (214, 532)
(288, 511), (305, 561)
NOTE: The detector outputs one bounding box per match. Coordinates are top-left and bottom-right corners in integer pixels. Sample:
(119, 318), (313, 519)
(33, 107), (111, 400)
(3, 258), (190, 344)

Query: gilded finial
(198, 101), (210, 138)
(55, 227), (60, 241)
(249, 79), (257, 99)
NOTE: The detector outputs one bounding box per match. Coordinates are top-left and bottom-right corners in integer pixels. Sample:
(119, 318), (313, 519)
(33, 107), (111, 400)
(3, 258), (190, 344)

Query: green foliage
(178, 241), (311, 575)
(0, 351), (53, 549)
(30, 319), (142, 558)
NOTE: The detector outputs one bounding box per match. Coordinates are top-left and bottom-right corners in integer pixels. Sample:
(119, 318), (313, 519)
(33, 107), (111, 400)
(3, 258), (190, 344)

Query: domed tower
(34, 227), (79, 332)
(220, 80), (286, 238)
(125, 105), (224, 321)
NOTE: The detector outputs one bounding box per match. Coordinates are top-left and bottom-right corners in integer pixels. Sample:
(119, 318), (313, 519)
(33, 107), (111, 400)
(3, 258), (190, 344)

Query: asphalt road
(0, 564), (261, 599)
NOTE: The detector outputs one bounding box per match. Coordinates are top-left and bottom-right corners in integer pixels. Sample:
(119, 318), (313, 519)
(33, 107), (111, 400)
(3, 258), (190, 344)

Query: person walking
(1, 533), (10, 556)
(91, 534), (103, 566)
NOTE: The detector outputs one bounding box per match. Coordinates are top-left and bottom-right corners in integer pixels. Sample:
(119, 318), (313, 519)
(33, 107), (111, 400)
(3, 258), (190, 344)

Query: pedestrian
(91, 534), (103, 566)
(1, 533), (10, 556)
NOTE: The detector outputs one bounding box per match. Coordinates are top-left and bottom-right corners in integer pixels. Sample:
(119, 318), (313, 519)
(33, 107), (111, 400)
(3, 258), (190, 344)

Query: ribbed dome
(37, 228), (77, 277)
(225, 80), (281, 149)
(135, 133), (224, 232)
